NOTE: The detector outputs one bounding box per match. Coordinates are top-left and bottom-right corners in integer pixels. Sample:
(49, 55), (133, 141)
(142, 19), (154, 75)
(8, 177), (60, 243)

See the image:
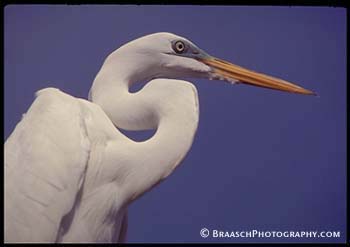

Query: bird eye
(173, 41), (186, 54)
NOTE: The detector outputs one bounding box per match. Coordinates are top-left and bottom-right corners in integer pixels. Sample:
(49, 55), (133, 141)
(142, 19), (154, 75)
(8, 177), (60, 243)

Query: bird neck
(90, 53), (159, 130)
(89, 56), (199, 202)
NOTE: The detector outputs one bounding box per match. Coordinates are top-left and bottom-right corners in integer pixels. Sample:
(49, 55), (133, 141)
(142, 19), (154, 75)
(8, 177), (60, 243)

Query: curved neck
(90, 52), (159, 130)
(89, 54), (199, 202)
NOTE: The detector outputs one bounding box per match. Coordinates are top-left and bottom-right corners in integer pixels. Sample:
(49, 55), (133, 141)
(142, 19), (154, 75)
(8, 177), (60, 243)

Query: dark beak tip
(305, 89), (318, 97)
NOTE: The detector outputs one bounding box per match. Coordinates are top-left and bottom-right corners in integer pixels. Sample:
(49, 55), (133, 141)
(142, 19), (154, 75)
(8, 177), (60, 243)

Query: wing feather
(5, 88), (91, 243)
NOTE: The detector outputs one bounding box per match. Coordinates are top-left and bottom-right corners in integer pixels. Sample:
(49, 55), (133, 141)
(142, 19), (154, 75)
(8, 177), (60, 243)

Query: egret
(5, 32), (315, 243)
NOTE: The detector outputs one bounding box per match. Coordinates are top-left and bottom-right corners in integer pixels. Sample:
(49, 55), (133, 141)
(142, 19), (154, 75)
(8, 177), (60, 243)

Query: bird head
(110, 32), (316, 95)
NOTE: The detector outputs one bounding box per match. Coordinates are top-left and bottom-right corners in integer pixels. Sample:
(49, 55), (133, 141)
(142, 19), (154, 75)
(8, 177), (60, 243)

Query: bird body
(5, 32), (314, 243)
(5, 79), (199, 242)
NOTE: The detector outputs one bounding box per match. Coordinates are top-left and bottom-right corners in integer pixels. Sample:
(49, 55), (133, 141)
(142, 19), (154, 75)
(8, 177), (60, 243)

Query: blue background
(4, 5), (346, 243)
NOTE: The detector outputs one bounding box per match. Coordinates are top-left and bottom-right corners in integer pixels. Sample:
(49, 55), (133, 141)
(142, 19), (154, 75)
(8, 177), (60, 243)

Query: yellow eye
(174, 41), (186, 53)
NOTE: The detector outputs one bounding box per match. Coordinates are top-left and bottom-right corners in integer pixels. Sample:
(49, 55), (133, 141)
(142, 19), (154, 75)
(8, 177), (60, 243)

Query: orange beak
(198, 57), (316, 96)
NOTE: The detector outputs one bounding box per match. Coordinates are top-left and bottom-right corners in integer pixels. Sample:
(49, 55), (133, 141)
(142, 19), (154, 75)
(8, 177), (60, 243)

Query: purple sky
(4, 5), (346, 243)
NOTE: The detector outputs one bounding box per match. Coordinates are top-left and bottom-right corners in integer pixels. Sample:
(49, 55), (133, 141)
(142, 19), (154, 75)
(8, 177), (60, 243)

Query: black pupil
(176, 42), (184, 51)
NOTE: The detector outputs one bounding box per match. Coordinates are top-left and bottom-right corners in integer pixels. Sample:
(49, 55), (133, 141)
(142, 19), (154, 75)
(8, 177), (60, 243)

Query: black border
(1, 1), (348, 246)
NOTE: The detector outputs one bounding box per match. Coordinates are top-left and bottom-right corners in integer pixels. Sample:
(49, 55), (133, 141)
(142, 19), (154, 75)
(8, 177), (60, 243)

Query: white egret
(5, 32), (315, 243)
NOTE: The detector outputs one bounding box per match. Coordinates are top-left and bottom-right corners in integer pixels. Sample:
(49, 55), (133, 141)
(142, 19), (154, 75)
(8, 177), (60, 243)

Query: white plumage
(5, 32), (314, 243)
